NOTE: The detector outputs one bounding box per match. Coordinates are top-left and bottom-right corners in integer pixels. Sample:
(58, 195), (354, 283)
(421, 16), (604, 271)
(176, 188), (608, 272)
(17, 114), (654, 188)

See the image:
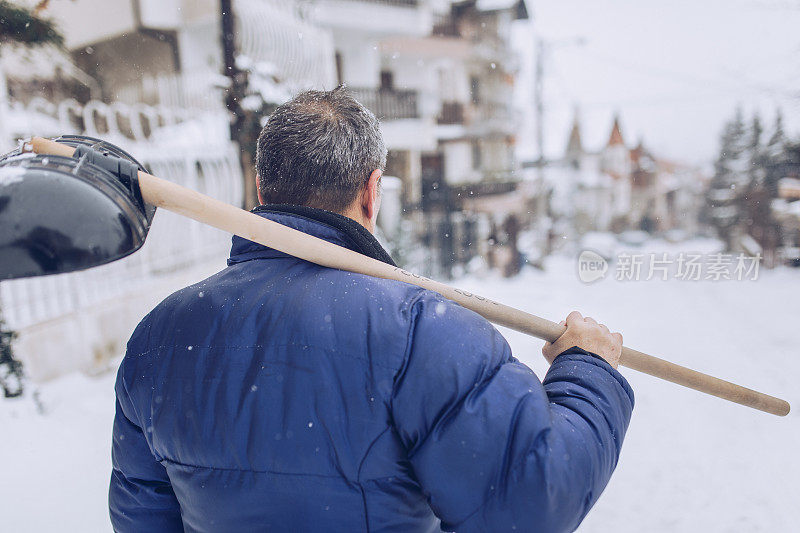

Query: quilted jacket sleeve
(109, 359), (183, 532)
(390, 292), (635, 533)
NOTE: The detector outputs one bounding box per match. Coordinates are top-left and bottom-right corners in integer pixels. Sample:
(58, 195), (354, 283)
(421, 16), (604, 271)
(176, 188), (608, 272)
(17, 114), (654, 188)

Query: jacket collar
(227, 204), (397, 267)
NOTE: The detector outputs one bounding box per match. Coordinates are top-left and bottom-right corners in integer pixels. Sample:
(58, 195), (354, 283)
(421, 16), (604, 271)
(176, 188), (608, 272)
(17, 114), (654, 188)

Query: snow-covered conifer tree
(706, 109), (748, 249)
(0, 309), (23, 398)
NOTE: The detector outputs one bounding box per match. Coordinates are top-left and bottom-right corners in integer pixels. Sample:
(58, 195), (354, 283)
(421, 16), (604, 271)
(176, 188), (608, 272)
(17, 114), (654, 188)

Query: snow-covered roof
(560, 112), (630, 157)
(772, 198), (800, 219)
(607, 115), (625, 147)
(659, 171), (680, 191)
(4, 102), (64, 141)
(779, 178), (800, 200)
(1, 45), (78, 81)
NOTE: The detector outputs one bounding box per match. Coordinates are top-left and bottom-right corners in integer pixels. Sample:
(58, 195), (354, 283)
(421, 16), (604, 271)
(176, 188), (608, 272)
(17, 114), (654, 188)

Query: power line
(580, 50), (799, 101)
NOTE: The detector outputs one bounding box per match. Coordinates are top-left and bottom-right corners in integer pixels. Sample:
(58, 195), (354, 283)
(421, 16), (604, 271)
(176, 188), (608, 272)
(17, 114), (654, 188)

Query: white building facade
(0, 0), (531, 379)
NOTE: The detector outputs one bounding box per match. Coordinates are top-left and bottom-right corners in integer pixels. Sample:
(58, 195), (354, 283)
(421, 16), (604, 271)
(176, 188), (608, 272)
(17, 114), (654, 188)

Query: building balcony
(451, 179), (518, 200)
(348, 88), (419, 120)
(309, 0), (430, 35)
(353, 0), (418, 5)
(435, 101), (515, 132)
(432, 15), (460, 37)
(464, 101), (516, 136)
(476, 101), (513, 122)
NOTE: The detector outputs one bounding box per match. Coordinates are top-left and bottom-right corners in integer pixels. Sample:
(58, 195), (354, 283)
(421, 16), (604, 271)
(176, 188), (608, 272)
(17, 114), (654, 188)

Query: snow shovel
(0, 135), (154, 279)
(0, 136), (790, 417)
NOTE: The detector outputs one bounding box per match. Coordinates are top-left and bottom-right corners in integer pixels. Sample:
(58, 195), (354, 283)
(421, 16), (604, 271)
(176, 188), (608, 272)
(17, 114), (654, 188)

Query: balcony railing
(477, 101), (513, 122)
(349, 0), (418, 6)
(432, 15), (460, 37)
(348, 87), (419, 120)
(451, 179), (518, 201)
(437, 102), (465, 125)
(321, 0), (417, 6)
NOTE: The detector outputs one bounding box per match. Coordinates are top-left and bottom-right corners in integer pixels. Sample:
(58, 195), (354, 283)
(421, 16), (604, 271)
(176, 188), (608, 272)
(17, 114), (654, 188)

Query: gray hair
(255, 87), (387, 212)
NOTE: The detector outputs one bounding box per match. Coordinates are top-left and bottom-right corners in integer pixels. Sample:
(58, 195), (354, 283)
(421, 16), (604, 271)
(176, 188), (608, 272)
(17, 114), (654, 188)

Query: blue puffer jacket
(110, 208), (634, 533)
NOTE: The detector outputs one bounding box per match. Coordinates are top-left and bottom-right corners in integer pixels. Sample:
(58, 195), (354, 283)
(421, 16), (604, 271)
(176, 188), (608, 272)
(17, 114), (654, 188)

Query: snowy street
(2, 0), (798, 529)
(1, 238), (798, 532)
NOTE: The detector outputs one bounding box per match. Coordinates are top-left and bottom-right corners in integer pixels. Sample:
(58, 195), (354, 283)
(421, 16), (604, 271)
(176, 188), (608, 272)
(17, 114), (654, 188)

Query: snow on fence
(0, 98), (244, 381)
(116, 71), (224, 112)
(2, 95), (233, 151)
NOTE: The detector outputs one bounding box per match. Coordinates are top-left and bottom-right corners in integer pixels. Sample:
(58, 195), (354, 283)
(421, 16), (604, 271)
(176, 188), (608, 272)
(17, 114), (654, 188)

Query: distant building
(543, 111), (706, 236)
(309, 0), (530, 275)
(0, 0), (254, 380)
(0, 0), (537, 380)
(774, 177), (800, 266)
(31, 0), (335, 106)
(3, 0), (530, 277)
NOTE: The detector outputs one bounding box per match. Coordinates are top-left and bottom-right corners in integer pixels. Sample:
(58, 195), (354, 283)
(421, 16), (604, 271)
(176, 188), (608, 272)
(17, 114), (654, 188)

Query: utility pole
(534, 38), (544, 174)
(532, 34), (585, 256)
(220, 0), (238, 90)
(533, 36), (586, 174)
(532, 37), (548, 259)
(220, 0), (259, 209)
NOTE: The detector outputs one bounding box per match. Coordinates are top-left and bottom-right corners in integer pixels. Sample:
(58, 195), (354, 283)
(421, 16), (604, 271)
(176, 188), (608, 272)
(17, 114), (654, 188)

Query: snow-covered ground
(1, 237), (798, 532)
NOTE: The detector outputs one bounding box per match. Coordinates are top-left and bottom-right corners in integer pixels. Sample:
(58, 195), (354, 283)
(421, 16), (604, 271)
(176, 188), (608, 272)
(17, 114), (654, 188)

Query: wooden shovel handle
(25, 137), (791, 416)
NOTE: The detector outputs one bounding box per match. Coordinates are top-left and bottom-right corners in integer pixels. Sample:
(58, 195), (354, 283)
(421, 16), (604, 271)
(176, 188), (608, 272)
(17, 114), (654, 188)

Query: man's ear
(257, 184), (264, 205)
(361, 169), (382, 225)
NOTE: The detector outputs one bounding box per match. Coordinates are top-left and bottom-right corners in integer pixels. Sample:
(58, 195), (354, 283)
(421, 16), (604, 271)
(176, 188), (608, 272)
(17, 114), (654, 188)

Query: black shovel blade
(0, 145), (151, 280)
